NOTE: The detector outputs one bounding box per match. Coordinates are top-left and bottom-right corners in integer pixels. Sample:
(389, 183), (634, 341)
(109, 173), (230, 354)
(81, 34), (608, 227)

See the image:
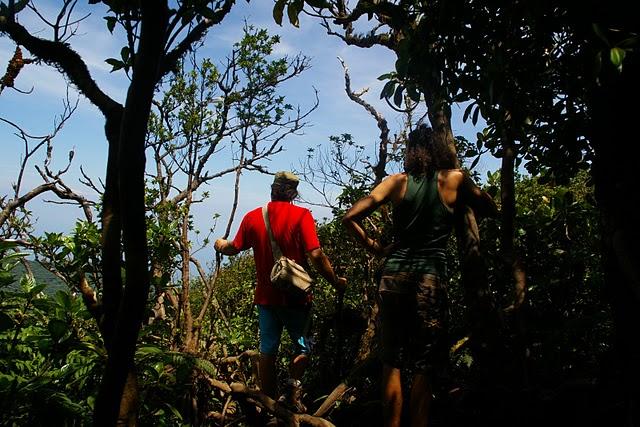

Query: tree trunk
(500, 136), (529, 386)
(117, 371), (139, 427)
(101, 111), (124, 351)
(180, 196), (195, 353)
(428, 102), (503, 380)
(590, 48), (640, 425)
(94, 3), (169, 425)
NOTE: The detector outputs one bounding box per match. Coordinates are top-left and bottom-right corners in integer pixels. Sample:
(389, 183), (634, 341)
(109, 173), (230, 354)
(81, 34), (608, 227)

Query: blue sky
(1, 1), (497, 248)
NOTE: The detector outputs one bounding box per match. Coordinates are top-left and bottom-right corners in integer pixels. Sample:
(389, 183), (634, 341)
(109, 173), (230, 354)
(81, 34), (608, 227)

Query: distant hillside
(8, 261), (69, 297)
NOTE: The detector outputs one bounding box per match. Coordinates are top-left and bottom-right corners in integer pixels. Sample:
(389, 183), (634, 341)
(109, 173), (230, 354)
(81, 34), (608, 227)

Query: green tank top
(383, 172), (454, 275)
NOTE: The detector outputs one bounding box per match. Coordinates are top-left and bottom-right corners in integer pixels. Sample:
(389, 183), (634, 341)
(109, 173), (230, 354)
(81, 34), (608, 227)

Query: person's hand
(214, 238), (226, 253)
(334, 277), (347, 294)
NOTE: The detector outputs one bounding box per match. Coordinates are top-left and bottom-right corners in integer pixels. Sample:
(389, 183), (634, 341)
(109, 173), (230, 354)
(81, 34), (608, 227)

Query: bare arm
(214, 238), (240, 256)
(307, 247), (347, 293)
(457, 173), (498, 218)
(342, 174), (404, 255)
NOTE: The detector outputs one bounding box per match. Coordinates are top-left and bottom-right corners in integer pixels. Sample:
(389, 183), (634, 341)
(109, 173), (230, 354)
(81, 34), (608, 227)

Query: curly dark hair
(271, 182), (299, 202)
(404, 125), (458, 177)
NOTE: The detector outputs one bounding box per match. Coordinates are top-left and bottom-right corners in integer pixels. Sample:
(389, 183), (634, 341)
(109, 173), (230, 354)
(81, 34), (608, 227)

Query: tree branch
(338, 57), (389, 183)
(229, 383), (336, 427)
(0, 17), (122, 117)
(162, 0), (236, 77)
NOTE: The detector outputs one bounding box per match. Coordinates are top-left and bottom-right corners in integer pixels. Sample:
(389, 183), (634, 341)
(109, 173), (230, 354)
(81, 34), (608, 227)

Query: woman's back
(383, 171), (454, 275)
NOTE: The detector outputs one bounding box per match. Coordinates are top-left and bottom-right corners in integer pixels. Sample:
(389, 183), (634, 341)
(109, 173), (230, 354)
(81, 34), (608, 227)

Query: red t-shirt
(231, 201), (320, 306)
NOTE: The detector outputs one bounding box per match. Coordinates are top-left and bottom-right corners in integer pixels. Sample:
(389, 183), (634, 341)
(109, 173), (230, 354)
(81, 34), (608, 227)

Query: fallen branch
(313, 355), (376, 417)
(203, 374), (335, 426)
(217, 349), (260, 365)
(230, 383), (335, 427)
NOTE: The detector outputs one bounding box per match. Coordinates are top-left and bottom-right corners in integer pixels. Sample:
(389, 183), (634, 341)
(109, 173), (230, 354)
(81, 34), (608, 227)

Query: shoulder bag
(262, 204), (314, 295)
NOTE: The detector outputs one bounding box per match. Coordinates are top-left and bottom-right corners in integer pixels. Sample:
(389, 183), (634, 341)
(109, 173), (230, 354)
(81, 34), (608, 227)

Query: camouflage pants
(378, 272), (449, 375)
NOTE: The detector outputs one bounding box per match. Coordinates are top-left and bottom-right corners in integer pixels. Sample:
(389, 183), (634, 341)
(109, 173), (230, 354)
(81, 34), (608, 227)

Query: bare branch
(80, 165), (105, 195)
(313, 355), (375, 417)
(223, 146), (245, 239)
(320, 16), (396, 50)
(0, 182), (57, 229)
(191, 254), (230, 330)
(216, 349), (260, 365)
(1, 91), (93, 235)
(229, 383), (336, 427)
(0, 18), (122, 117)
(162, 0), (236, 77)
(338, 57), (389, 183)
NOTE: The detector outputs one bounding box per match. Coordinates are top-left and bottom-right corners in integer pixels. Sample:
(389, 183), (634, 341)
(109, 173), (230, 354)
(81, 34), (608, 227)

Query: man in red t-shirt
(214, 171), (346, 413)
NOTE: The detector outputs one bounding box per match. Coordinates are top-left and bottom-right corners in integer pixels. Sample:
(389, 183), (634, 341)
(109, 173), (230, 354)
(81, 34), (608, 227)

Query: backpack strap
(262, 204), (283, 261)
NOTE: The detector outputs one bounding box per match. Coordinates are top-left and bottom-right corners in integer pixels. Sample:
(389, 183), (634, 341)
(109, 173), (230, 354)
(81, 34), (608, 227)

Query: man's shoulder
(241, 206), (265, 224)
(291, 204), (315, 221)
(271, 201), (312, 217)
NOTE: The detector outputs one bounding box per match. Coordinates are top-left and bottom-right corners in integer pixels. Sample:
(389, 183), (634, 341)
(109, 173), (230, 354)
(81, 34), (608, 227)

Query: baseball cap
(273, 171), (299, 187)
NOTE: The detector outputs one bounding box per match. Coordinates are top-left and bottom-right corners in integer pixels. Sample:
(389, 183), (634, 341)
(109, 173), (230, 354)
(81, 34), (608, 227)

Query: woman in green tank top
(343, 125), (496, 427)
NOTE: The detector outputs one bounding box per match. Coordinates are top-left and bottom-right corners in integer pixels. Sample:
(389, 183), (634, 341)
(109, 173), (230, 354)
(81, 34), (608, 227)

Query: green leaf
(166, 404), (183, 420)
(48, 319), (69, 340)
(104, 16), (117, 33)
(380, 80), (396, 100)
(305, 0), (329, 8)
(29, 282), (47, 296)
(287, 1), (301, 27)
(0, 271), (15, 288)
(87, 395), (96, 410)
(273, 0), (286, 25)
(105, 58), (124, 72)
(120, 46), (130, 62)
(0, 240), (19, 251)
(195, 357), (217, 376)
(2, 251), (28, 264)
(137, 346), (164, 356)
(55, 290), (72, 310)
(594, 51), (602, 75)
(472, 105), (481, 125)
(592, 23), (609, 46)
(470, 155), (480, 170)
(463, 102), (475, 123)
(32, 299), (50, 312)
(618, 36), (639, 49)
(393, 85), (404, 107)
(609, 47), (626, 67)
(377, 72), (394, 81)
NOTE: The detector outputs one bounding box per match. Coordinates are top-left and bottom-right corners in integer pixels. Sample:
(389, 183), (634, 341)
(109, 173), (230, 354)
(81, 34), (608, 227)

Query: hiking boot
(277, 379), (307, 413)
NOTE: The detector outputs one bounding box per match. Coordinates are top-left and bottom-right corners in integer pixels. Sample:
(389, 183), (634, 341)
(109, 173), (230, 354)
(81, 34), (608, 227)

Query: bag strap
(262, 204), (283, 261)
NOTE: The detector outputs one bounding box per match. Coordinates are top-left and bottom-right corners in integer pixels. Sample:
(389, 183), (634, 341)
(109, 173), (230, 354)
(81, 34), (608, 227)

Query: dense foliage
(2, 0), (635, 424)
(0, 165), (612, 425)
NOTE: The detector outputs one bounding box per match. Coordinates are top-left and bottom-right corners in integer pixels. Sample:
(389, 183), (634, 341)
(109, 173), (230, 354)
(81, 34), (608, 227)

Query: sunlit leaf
(273, 0), (286, 25)
(609, 47), (625, 67)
